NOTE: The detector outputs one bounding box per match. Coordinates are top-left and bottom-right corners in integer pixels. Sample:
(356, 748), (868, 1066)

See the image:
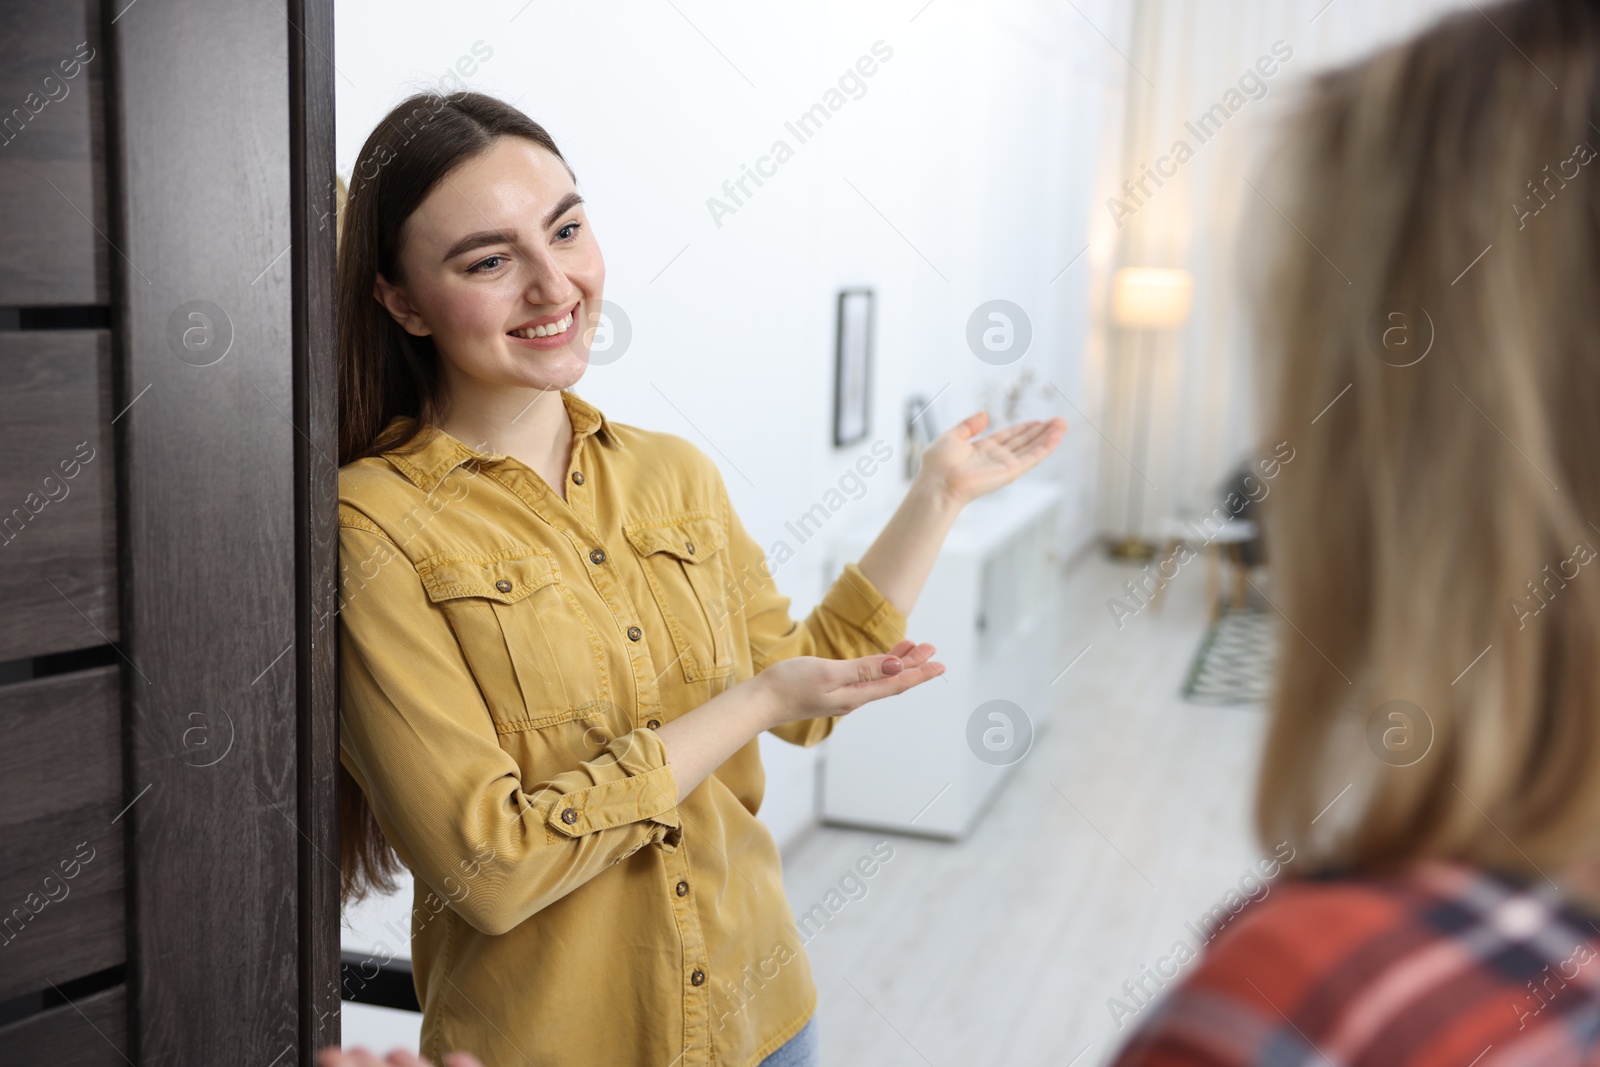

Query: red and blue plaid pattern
(1109, 861), (1600, 1066)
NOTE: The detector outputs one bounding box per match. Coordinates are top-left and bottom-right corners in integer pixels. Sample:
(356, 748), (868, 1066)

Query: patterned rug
(1181, 604), (1278, 705)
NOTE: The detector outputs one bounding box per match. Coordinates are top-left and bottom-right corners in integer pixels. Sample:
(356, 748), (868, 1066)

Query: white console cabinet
(821, 481), (1064, 839)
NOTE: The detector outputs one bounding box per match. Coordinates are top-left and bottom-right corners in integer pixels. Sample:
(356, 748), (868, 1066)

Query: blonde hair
(1251, 0), (1600, 882)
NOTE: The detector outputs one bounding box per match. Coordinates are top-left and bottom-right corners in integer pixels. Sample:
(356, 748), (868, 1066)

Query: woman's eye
(556, 222), (581, 241)
(467, 254), (507, 274)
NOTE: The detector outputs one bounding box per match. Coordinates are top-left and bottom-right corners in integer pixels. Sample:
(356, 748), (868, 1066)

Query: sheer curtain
(1091, 0), (1471, 543)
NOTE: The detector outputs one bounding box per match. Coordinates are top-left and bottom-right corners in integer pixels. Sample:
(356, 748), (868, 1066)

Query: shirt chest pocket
(416, 548), (614, 734)
(622, 514), (735, 683)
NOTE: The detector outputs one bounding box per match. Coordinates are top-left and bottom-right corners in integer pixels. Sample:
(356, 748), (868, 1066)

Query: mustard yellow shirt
(336, 389), (907, 1066)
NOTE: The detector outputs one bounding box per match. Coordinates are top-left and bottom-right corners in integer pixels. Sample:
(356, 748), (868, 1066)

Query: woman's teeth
(510, 312), (573, 339)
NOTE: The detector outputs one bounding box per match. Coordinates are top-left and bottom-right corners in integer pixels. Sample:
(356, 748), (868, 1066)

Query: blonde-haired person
(1110, 0), (1600, 1062)
(324, 90), (1065, 1067)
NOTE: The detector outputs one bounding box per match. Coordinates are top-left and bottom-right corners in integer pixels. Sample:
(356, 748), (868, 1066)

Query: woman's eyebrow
(438, 194), (583, 262)
(442, 229), (518, 262)
(543, 192), (584, 228)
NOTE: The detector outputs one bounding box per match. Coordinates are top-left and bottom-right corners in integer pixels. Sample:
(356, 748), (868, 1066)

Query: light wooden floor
(781, 549), (1267, 1067)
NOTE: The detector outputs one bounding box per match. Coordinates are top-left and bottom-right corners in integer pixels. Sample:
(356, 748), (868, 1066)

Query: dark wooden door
(0, 1), (339, 1063)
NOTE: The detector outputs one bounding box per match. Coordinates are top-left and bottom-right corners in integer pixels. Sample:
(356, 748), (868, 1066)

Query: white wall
(334, 0), (1119, 963)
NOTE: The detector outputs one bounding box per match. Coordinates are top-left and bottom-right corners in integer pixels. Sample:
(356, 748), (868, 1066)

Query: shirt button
(685, 541), (695, 555)
(560, 808), (578, 825)
(589, 548), (607, 565)
(647, 719), (660, 729)
(571, 470), (585, 485)
(676, 880), (689, 897)
(627, 626), (642, 641)
(690, 969), (706, 986)
(495, 579), (513, 593)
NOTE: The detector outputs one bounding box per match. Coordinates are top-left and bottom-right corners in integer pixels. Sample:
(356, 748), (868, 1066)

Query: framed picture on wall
(833, 288), (874, 448)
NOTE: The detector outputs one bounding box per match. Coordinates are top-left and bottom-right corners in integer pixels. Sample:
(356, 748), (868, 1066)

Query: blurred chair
(1151, 460), (1268, 620)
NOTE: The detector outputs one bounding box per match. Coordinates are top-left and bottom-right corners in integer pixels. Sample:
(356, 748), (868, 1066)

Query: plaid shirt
(1109, 861), (1600, 1066)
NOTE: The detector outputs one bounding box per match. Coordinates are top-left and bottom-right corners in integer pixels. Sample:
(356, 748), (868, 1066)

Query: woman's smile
(506, 300), (580, 349)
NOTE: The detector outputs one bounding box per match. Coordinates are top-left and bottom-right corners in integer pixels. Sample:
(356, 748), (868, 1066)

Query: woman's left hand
(916, 411), (1067, 507)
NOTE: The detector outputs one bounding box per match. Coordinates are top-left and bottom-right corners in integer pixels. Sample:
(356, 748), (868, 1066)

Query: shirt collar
(379, 389), (623, 495)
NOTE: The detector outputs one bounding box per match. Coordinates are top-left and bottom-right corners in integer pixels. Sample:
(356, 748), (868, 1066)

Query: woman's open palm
(758, 639), (944, 727)
(919, 411), (1068, 505)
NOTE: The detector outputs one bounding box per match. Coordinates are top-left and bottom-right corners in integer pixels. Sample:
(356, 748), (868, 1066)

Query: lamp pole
(1111, 328), (1156, 559)
(1106, 267), (1192, 560)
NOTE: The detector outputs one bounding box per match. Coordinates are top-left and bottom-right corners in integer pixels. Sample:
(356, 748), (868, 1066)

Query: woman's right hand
(656, 639), (945, 802)
(754, 639), (944, 728)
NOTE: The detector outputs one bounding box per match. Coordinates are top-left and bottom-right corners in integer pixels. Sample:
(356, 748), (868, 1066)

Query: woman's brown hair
(337, 91), (570, 907)
(1251, 0), (1600, 886)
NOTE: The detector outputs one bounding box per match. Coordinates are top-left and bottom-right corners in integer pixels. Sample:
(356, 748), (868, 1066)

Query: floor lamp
(1108, 267), (1193, 560)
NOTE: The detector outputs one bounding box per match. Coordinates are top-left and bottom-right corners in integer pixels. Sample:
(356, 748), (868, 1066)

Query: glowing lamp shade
(1112, 268), (1193, 328)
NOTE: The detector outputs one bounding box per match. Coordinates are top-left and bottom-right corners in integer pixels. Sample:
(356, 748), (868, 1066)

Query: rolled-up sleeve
(337, 511), (681, 937)
(714, 474), (909, 748)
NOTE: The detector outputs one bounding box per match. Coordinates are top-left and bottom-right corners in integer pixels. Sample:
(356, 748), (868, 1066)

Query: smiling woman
(366, 135), (597, 439)
(336, 98), (599, 470)
(322, 90), (1071, 1067)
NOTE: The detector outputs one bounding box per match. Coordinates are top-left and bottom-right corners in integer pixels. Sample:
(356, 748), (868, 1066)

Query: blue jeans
(757, 1014), (818, 1067)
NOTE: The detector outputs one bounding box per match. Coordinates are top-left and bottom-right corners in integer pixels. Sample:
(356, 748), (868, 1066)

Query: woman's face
(374, 136), (603, 401)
